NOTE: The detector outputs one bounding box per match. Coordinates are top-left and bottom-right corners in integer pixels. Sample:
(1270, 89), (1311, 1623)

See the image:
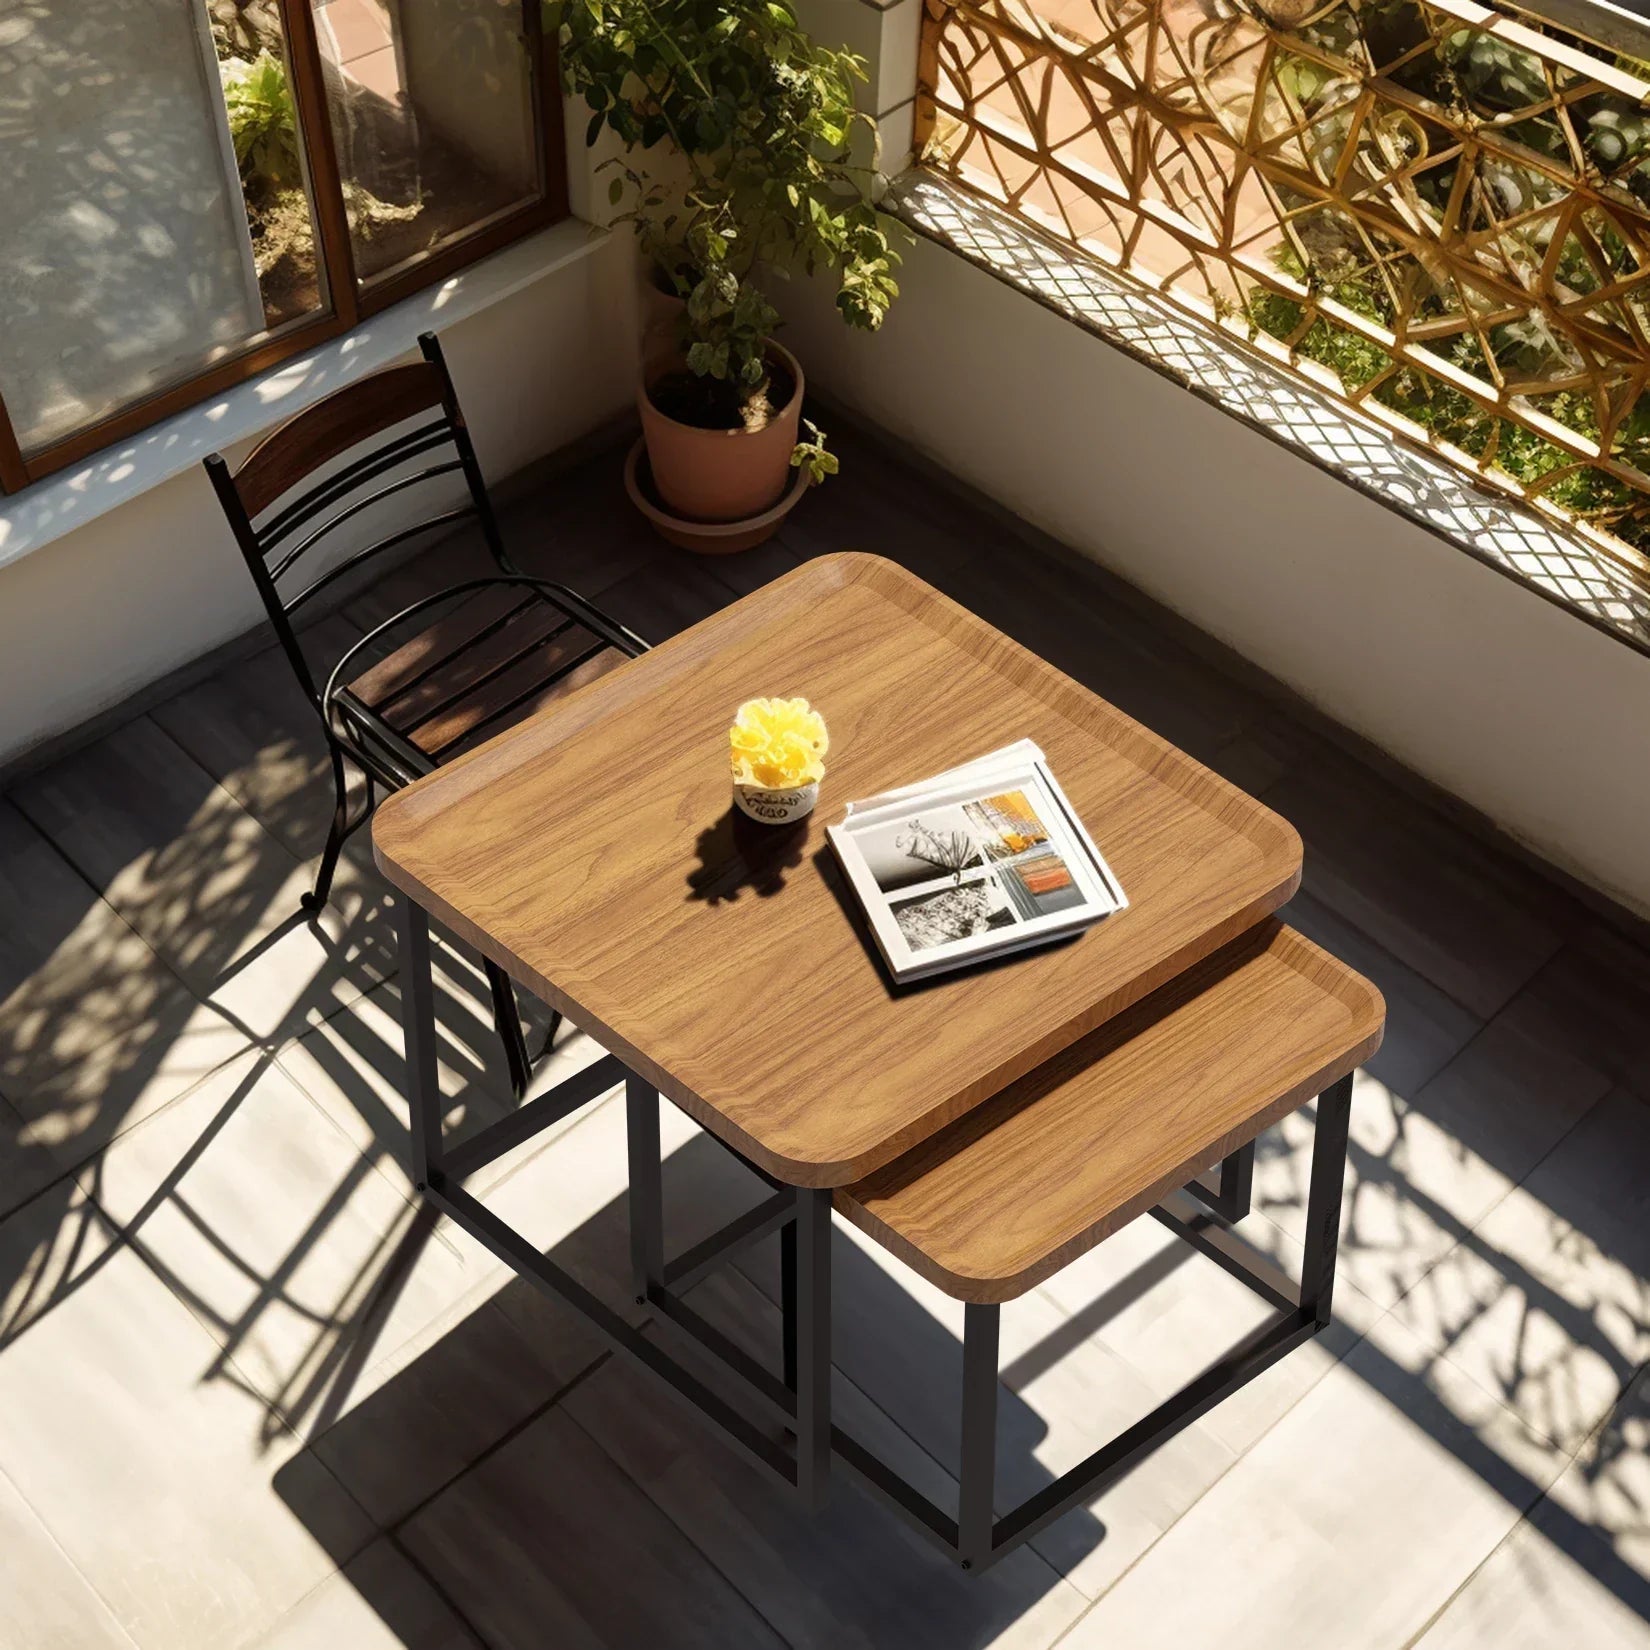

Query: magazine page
(842, 740), (1044, 818)
(828, 758), (1119, 982)
(843, 741), (1128, 921)
(1034, 760), (1129, 912)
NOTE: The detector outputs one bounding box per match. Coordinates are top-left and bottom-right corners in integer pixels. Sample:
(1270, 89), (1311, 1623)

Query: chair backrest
(205, 332), (512, 706)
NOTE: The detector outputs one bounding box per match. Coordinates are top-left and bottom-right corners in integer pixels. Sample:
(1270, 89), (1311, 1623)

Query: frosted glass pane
(0, 1), (318, 454)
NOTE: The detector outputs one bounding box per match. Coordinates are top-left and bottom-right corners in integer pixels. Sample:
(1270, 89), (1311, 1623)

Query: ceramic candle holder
(733, 778), (820, 825)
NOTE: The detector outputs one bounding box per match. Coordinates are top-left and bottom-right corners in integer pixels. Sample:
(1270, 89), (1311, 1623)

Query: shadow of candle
(685, 805), (813, 904)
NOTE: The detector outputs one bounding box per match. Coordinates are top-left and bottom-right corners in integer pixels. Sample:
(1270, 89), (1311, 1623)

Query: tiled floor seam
(621, 1273), (1094, 1617)
(81, 1041), (595, 1477)
(64, 1047), (288, 1216)
(0, 788), (222, 1071)
(387, 1349), (614, 1537)
(0, 1454), (146, 1650)
(1387, 1355), (1642, 1650)
(1042, 1295), (1562, 1650)
(266, 1043), (458, 1259)
(719, 1251), (1170, 1602)
(555, 1398), (824, 1650)
(59, 1055), (422, 1559)
(99, 1188), (383, 1567)
(8, 710), (390, 1068)
(1485, 929), (1650, 1069)
(0, 1120), (97, 1229)
(135, 708), (394, 1036)
(1399, 1548), (1498, 1650)
(721, 1251), (988, 1498)
(474, 1081), (626, 1197)
(1051, 1307), (1379, 1630)
(1375, 1080), (1617, 1400)
(381, 1528), (494, 1650)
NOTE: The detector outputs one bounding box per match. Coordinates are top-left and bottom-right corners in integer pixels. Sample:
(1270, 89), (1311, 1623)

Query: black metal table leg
(959, 1303), (1000, 1568)
(1186, 1138), (1256, 1223)
(626, 1073), (664, 1305)
(824, 1072), (1359, 1573)
(794, 1187), (833, 1509)
(397, 897), (443, 1192)
(391, 889), (1359, 1573)
(1299, 1072), (1353, 1326)
(781, 1220), (799, 1390)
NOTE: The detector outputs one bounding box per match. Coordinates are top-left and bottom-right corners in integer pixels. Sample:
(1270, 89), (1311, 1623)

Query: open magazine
(826, 740), (1126, 983)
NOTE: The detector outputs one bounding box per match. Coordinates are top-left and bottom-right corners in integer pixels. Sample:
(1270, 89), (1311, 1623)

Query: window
(918, 0), (1650, 571)
(0, 0), (564, 494)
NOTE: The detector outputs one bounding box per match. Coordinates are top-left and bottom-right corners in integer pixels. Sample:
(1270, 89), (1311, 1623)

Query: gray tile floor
(3, 422), (1650, 1648)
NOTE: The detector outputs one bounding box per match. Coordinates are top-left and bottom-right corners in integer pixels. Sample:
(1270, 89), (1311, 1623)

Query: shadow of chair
(204, 330), (646, 1100)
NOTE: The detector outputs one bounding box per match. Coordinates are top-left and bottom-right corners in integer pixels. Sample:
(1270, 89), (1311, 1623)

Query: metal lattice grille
(917, 0), (1650, 573)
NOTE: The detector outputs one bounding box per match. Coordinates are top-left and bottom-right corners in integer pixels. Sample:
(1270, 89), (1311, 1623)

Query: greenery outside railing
(918, 0), (1650, 573)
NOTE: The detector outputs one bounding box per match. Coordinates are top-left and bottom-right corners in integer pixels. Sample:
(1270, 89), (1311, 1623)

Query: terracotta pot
(623, 438), (809, 554)
(637, 340), (804, 523)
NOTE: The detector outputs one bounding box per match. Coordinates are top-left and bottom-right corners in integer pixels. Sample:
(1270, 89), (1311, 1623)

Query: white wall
(0, 228), (639, 768)
(777, 231), (1650, 915)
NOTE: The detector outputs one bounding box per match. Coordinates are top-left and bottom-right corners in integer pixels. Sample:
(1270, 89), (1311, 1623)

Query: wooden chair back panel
(232, 361), (449, 517)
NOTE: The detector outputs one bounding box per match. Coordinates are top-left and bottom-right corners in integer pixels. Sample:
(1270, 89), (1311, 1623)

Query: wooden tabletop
(373, 553), (1302, 1186)
(839, 920), (1385, 1302)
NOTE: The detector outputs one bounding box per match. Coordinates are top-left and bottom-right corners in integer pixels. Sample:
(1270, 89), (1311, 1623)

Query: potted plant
(549, 0), (903, 546)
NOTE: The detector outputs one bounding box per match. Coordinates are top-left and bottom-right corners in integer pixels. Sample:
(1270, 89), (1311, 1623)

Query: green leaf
(608, 176), (625, 205)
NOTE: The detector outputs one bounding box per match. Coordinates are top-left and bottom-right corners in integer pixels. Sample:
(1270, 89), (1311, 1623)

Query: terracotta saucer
(623, 438), (811, 555)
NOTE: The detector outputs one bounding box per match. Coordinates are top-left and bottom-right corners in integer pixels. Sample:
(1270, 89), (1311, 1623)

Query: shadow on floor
(3, 417), (1650, 1646)
(273, 1126), (1111, 1647)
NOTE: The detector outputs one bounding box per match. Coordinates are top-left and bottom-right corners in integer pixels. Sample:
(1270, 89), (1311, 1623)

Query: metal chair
(206, 332), (647, 1097)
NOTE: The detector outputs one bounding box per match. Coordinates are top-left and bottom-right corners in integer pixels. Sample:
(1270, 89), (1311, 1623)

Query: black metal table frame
(397, 897), (1353, 1574)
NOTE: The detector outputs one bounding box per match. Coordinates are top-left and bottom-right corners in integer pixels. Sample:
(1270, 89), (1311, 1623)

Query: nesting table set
(372, 553), (1384, 1573)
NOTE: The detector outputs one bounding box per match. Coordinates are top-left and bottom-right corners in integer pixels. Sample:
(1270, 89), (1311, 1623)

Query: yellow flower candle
(730, 697), (829, 823)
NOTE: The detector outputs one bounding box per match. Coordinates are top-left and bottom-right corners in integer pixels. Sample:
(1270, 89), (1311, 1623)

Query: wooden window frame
(0, 0), (567, 496)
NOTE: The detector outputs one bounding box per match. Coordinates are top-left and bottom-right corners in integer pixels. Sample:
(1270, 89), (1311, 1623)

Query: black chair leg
(533, 1009), (564, 1062)
(486, 959), (533, 1099)
(303, 747), (355, 914)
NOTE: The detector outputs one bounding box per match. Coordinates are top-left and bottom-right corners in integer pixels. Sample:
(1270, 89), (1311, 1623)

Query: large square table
(372, 552), (1309, 1547)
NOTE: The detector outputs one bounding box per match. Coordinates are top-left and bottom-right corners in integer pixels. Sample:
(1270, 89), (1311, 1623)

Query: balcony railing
(917, 0), (1650, 578)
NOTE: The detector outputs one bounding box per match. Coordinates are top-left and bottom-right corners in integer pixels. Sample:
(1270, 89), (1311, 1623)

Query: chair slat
(397, 616), (579, 737)
(343, 619), (624, 760)
(234, 361), (448, 517)
(258, 419), (453, 544)
(269, 458), (465, 578)
(343, 585), (546, 706)
(421, 642), (624, 760)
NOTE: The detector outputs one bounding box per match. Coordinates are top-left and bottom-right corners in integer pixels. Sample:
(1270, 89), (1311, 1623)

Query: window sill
(0, 219), (609, 571)
(893, 171), (1650, 661)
